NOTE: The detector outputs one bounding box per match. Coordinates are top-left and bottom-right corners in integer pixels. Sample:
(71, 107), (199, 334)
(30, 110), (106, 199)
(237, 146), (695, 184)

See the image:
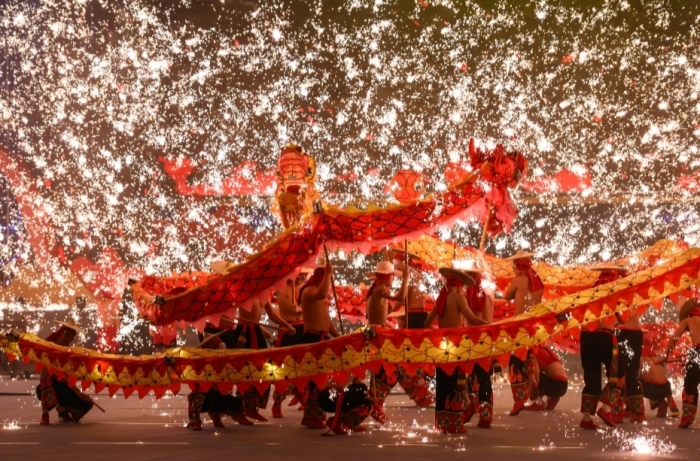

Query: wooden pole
(323, 244), (346, 335)
(403, 239), (408, 330)
(479, 200), (491, 251)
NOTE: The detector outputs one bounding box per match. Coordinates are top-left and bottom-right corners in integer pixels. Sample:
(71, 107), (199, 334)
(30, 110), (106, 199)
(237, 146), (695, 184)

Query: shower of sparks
(0, 0), (697, 344)
(2, 420), (24, 430)
(605, 428), (677, 456)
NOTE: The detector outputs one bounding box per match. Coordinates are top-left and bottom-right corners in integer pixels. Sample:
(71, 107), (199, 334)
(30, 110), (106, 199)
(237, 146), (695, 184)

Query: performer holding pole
(271, 272), (310, 418)
(366, 258), (408, 423)
(424, 268), (487, 433)
(324, 244), (346, 335)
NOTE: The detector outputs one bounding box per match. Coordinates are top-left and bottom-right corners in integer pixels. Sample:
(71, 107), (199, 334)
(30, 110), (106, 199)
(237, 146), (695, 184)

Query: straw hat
(300, 267), (315, 274)
(679, 298), (700, 322)
(198, 330), (226, 348)
(438, 267), (475, 286)
(219, 315), (237, 328)
(590, 263), (627, 272)
(53, 319), (85, 334)
(372, 261), (402, 277)
(505, 250), (535, 261)
(457, 260), (486, 274)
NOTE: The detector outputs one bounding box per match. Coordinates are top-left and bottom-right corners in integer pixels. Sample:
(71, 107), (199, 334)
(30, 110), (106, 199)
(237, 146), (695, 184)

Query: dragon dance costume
(205, 321), (271, 421)
(36, 326), (94, 425)
(271, 320), (307, 418)
(508, 257), (544, 416)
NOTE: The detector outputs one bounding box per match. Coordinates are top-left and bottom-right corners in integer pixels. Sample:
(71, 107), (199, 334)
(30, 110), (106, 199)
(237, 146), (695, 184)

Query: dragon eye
(306, 167), (313, 176)
(414, 181), (423, 192)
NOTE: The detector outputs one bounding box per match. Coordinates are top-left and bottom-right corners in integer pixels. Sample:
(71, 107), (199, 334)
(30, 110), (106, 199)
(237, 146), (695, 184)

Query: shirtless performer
(271, 272), (309, 418)
(640, 331), (679, 418)
(36, 320), (95, 425)
(578, 264), (625, 429)
(503, 250), (544, 416)
(366, 259), (407, 423)
(187, 331), (251, 430)
(424, 268), (488, 433)
(461, 260), (495, 428)
(657, 298), (700, 428)
(297, 261), (340, 429)
(205, 299), (295, 422)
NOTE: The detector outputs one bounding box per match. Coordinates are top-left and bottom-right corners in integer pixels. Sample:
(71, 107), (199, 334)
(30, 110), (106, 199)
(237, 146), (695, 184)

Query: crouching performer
(424, 268), (488, 433)
(657, 298), (700, 428)
(318, 377), (375, 435)
(37, 319), (95, 425)
(187, 332), (251, 430)
(640, 331), (679, 418)
(525, 345), (568, 411)
(206, 299), (294, 422)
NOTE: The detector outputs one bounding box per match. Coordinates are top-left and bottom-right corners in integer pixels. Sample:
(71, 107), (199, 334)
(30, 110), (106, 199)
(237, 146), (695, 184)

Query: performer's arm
(457, 296), (488, 325)
(315, 261), (334, 299)
(329, 321), (340, 338)
(657, 320), (687, 364)
(263, 302), (296, 333)
(424, 307), (438, 328)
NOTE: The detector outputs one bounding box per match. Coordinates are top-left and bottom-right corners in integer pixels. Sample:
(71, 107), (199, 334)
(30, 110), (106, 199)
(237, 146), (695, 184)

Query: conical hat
(198, 330), (226, 348)
(679, 298), (700, 322)
(590, 264), (627, 272)
(505, 250), (535, 261)
(219, 315), (237, 328)
(53, 319), (85, 334)
(438, 267), (475, 286)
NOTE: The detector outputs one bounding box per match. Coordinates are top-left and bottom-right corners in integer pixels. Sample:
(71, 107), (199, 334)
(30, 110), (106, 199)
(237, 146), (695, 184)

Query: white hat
(505, 250), (536, 261)
(371, 261), (402, 277)
(53, 319), (86, 334)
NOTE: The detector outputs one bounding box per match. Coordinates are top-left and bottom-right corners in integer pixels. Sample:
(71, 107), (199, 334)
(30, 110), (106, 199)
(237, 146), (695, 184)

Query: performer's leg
(525, 349), (540, 402)
(272, 385), (286, 418)
(473, 364), (493, 428)
(187, 393), (206, 431)
(580, 331), (603, 429)
(369, 366), (397, 423)
(301, 381), (327, 429)
(37, 384), (58, 425)
(508, 354), (529, 416)
(680, 347), (700, 428)
(434, 367), (468, 433)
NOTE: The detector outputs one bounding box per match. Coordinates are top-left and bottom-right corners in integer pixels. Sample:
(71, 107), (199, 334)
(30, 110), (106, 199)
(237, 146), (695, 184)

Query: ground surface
(0, 376), (697, 460)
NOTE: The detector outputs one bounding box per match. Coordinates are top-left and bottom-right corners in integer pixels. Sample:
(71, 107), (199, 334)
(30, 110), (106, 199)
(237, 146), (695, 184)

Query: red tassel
(93, 382), (106, 394)
(123, 386), (136, 399)
(108, 384), (120, 397)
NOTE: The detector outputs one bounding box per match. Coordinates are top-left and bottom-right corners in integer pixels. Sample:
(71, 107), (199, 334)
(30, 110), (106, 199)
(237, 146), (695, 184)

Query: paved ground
(0, 376), (696, 460)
